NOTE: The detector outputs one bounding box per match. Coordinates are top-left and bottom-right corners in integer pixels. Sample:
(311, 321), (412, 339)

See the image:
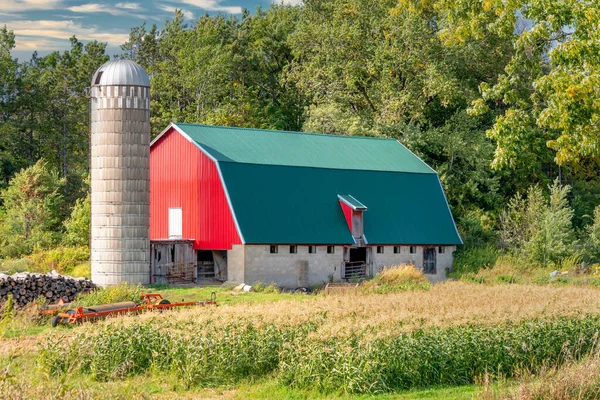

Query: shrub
(252, 281), (281, 294)
(0, 257), (35, 274)
(28, 246), (89, 274)
(362, 264), (431, 293)
(70, 262), (91, 278)
(451, 245), (499, 276)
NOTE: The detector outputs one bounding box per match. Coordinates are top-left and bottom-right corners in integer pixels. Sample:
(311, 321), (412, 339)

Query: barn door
(423, 247), (436, 274)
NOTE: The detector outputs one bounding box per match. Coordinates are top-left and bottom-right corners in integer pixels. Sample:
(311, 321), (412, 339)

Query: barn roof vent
(91, 59), (150, 87)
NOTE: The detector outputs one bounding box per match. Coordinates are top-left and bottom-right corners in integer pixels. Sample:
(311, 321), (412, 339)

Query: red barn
(149, 123), (461, 287)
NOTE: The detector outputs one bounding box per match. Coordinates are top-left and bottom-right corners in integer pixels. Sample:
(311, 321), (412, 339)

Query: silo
(90, 60), (151, 286)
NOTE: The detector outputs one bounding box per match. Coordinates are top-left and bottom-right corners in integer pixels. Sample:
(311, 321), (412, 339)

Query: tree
(63, 192), (90, 247)
(500, 179), (576, 267)
(466, 0), (600, 168)
(0, 160), (65, 257)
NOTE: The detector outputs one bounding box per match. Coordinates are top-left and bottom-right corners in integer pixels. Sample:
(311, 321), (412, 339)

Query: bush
(451, 245), (499, 276)
(29, 246), (89, 274)
(0, 257), (35, 274)
(362, 264), (431, 293)
(70, 262), (91, 279)
(251, 281), (280, 293)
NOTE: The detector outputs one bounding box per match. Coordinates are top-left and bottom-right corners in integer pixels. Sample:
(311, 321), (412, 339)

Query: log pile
(0, 271), (95, 307)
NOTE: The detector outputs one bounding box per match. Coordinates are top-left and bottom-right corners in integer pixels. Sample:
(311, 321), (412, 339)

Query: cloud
(6, 19), (129, 46)
(0, 0), (62, 12)
(158, 5), (194, 20)
(170, 0), (243, 14)
(67, 2), (156, 20)
(68, 3), (128, 16)
(272, 0), (302, 4)
(115, 2), (140, 9)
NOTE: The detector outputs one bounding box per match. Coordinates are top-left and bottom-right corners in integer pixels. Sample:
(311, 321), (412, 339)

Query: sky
(0, 0), (301, 61)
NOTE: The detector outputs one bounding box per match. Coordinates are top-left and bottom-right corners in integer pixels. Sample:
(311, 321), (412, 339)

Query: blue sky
(0, 0), (300, 61)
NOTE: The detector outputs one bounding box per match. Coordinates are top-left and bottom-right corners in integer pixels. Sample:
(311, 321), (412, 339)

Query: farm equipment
(44, 292), (217, 327)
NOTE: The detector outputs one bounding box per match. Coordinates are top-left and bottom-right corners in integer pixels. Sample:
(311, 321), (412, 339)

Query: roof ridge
(174, 122), (397, 141)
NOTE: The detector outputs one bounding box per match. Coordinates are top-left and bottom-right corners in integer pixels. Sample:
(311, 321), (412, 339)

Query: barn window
(410, 246), (417, 254)
(308, 246), (316, 254)
(327, 246), (335, 254)
(270, 245), (278, 254)
(439, 246), (445, 254)
(290, 245), (297, 254)
(394, 246), (401, 254)
(377, 246), (384, 254)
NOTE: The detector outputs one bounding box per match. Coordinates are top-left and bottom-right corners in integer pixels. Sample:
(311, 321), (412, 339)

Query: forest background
(1, 0), (600, 277)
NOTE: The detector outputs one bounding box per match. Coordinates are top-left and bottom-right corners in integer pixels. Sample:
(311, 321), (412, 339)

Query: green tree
(583, 206), (600, 264)
(0, 160), (65, 257)
(466, 0), (600, 168)
(63, 192), (90, 247)
(528, 181), (575, 267)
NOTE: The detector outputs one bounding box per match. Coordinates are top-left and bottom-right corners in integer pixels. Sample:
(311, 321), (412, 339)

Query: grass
(147, 283), (301, 306)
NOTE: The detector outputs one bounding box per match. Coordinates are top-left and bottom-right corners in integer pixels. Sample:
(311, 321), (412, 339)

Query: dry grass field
(107, 281), (600, 336)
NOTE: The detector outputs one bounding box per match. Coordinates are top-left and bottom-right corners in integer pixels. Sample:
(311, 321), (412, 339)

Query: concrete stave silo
(90, 60), (151, 286)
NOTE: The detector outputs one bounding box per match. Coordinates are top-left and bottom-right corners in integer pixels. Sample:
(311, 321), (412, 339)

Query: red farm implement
(44, 292), (216, 327)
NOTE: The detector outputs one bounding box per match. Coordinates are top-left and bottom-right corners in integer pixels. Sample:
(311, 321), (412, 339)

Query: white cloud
(67, 2), (156, 20)
(0, 0), (62, 12)
(170, 0), (243, 14)
(6, 19), (129, 46)
(68, 3), (127, 16)
(158, 5), (194, 20)
(273, 0), (302, 4)
(115, 2), (140, 9)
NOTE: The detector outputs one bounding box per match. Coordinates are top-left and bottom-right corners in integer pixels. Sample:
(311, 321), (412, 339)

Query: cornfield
(40, 314), (600, 394)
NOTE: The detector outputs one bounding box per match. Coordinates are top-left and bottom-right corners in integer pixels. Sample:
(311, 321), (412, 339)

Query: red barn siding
(339, 200), (353, 232)
(150, 128), (241, 250)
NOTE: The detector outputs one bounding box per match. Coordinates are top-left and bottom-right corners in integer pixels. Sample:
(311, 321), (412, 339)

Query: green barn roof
(167, 123), (462, 245)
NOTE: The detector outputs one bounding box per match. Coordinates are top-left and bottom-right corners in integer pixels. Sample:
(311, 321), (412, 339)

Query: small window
(308, 246), (316, 254)
(290, 245), (297, 254)
(377, 246), (384, 254)
(270, 245), (278, 254)
(94, 71), (103, 84)
(394, 246), (401, 254)
(439, 246), (445, 254)
(327, 246), (335, 254)
(410, 246), (417, 254)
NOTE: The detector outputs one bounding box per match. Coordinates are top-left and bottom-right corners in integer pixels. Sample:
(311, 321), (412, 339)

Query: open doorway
(344, 247), (368, 279)
(197, 250), (215, 279)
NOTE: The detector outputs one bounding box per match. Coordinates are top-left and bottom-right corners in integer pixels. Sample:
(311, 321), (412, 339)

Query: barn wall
(227, 244), (246, 284)
(150, 128), (241, 250)
(371, 245), (456, 283)
(242, 245), (343, 288)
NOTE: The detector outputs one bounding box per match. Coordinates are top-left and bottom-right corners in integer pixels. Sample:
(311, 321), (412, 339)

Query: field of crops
(3, 279), (600, 399)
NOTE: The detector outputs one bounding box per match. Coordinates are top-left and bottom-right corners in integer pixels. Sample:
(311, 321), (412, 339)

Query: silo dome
(92, 59), (150, 87)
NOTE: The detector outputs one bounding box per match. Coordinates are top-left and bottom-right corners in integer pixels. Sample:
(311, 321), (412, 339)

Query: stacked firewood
(0, 271), (95, 307)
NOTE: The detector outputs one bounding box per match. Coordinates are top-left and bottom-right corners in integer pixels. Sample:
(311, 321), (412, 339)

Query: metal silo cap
(91, 59), (150, 87)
